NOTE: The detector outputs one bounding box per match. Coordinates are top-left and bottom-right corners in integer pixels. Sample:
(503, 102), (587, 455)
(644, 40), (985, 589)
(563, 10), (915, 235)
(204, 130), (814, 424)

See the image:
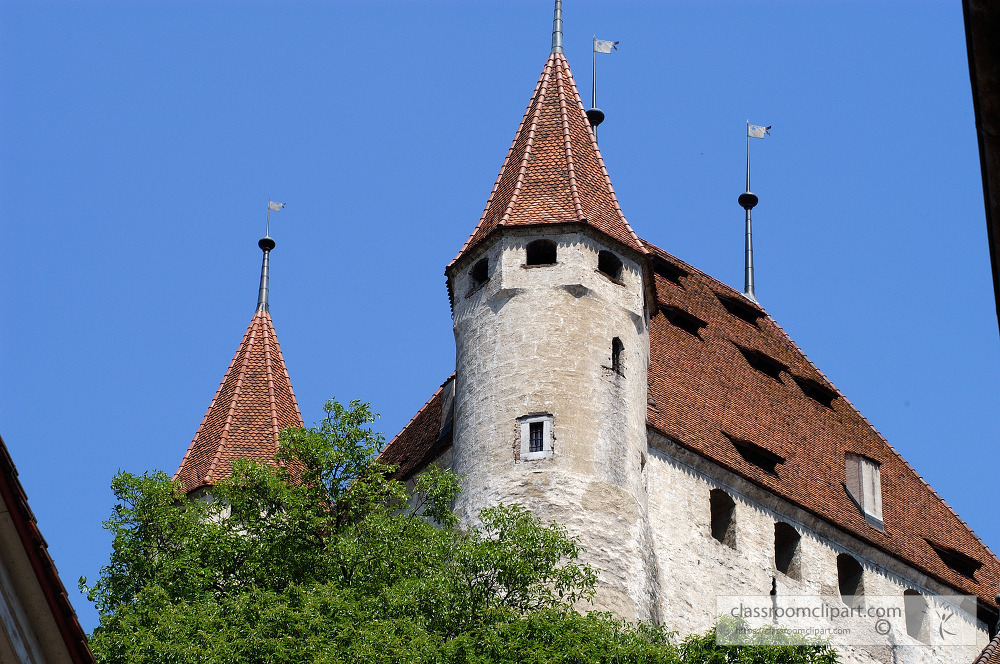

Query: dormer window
(468, 258), (489, 293)
(735, 345), (786, 382)
(661, 306), (706, 338)
(652, 257), (687, 287)
(726, 433), (785, 476)
(597, 250), (623, 281)
(526, 239), (557, 266)
(793, 376), (837, 408)
(845, 453), (883, 529)
(925, 540), (983, 579)
(717, 293), (764, 326)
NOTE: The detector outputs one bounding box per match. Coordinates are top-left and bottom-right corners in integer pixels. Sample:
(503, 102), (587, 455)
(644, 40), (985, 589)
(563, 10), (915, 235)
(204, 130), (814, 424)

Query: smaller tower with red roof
(174, 234), (304, 495)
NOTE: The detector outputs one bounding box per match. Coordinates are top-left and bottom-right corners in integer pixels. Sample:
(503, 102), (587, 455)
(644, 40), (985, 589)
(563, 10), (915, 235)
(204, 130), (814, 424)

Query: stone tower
(443, 3), (657, 620)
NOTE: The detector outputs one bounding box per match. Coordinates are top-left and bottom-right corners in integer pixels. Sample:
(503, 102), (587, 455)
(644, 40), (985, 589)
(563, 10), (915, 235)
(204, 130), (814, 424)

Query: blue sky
(1, 1), (997, 632)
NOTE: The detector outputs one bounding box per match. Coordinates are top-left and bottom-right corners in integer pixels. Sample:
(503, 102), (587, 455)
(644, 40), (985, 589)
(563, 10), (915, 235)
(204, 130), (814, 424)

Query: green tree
(82, 399), (835, 664)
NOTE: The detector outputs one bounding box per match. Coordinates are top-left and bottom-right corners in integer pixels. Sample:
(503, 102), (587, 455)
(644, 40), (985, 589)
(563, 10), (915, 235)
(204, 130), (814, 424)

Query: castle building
(175, 4), (998, 664)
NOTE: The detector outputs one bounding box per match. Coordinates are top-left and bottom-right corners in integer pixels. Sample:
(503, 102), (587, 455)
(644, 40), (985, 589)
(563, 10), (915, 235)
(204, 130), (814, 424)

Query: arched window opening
(597, 250), (623, 281)
(774, 522), (801, 580)
(710, 489), (736, 549)
(526, 239), (557, 266)
(837, 554), (864, 607)
(904, 590), (929, 642)
(469, 258), (489, 292)
(611, 337), (624, 375)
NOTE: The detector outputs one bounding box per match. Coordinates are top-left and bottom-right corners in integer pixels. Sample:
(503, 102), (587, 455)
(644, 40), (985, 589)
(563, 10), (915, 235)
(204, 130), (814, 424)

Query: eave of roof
(174, 310), (304, 493)
(0, 435), (94, 664)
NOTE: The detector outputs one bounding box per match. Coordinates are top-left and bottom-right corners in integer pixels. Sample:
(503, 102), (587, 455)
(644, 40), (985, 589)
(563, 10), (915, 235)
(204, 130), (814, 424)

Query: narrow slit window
(735, 345), (786, 382)
(528, 421), (544, 452)
(717, 293), (765, 326)
(661, 306), (706, 338)
(774, 522), (801, 580)
(844, 453), (883, 528)
(904, 590), (929, 642)
(597, 250), (623, 281)
(837, 554), (864, 607)
(526, 239), (557, 266)
(652, 257), (687, 287)
(710, 489), (736, 548)
(611, 337), (624, 375)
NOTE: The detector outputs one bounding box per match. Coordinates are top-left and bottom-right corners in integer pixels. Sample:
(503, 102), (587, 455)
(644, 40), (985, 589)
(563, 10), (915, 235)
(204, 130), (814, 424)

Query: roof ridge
(557, 56), (585, 220)
(173, 316), (255, 485)
(205, 313), (260, 485)
(263, 314), (280, 442)
(500, 59), (549, 226)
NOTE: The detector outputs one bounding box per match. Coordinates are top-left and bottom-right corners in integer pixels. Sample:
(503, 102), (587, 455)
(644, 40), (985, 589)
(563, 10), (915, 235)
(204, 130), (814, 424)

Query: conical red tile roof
(450, 52), (645, 270)
(175, 310), (303, 493)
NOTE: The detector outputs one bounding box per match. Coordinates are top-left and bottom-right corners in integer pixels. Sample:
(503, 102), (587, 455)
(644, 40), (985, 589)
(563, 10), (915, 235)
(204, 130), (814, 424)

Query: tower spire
(256, 235), (275, 313)
(551, 0), (563, 54)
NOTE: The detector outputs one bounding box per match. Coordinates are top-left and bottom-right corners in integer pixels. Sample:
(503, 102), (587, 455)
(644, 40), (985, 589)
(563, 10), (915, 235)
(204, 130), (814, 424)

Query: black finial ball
(738, 191), (759, 210)
(586, 107), (605, 128)
(259, 236), (276, 252)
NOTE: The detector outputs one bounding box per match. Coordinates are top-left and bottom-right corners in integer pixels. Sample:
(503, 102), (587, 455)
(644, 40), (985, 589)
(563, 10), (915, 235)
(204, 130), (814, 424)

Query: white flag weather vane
(594, 38), (619, 54)
(267, 200), (285, 212)
(748, 124), (771, 139)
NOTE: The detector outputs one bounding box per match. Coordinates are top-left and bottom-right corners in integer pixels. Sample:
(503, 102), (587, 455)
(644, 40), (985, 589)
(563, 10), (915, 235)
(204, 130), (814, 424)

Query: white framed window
(845, 453), (883, 528)
(519, 414), (553, 460)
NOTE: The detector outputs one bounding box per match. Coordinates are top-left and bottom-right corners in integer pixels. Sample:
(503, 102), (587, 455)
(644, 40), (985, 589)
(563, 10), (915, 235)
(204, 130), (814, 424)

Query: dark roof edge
(0, 435), (95, 663)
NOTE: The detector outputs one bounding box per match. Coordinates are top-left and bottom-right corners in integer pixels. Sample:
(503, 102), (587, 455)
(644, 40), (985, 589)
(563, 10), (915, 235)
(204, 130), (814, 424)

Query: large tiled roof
(174, 311), (303, 493)
(449, 51), (645, 273)
(378, 375), (454, 480)
(642, 243), (999, 607)
(382, 238), (1000, 608)
(0, 434), (94, 663)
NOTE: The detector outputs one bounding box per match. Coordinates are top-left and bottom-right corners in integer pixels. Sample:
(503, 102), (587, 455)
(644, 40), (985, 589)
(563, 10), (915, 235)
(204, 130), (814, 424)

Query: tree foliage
(82, 399), (837, 664)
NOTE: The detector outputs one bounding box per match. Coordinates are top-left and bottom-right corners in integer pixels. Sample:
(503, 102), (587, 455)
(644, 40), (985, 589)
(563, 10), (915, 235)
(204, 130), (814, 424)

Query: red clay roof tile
(174, 311), (303, 493)
(449, 52), (645, 273)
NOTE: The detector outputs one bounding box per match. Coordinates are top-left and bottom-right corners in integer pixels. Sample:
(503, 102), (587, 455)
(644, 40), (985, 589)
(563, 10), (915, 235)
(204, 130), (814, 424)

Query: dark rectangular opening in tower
(529, 422), (544, 453)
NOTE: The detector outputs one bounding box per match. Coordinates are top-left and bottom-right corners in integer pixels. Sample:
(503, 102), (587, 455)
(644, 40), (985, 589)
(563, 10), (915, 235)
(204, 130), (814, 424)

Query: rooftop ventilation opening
(526, 239), (557, 266)
(709, 489), (737, 549)
(925, 540), (983, 580)
(717, 293), (764, 326)
(793, 376), (838, 408)
(725, 433), (785, 476)
(652, 257), (687, 287)
(774, 522), (802, 580)
(735, 345), (786, 382)
(837, 553), (864, 608)
(597, 250), (623, 281)
(661, 306), (707, 338)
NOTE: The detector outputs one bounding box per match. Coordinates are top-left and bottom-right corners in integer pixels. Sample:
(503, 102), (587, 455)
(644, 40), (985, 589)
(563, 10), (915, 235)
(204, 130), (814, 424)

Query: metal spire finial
(740, 121), (770, 303)
(256, 235), (275, 313)
(551, 0), (563, 54)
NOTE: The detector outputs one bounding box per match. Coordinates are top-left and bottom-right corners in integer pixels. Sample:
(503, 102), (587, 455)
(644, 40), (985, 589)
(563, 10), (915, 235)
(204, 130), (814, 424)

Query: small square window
(520, 414), (553, 460)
